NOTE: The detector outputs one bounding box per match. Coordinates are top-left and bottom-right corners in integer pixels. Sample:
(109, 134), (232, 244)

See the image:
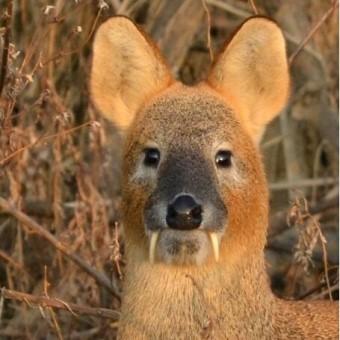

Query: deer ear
(208, 17), (289, 141)
(91, 16), (172, 130)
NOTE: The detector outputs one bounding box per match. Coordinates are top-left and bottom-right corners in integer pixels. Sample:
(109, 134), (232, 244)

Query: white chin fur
(148, 230), (220, 265)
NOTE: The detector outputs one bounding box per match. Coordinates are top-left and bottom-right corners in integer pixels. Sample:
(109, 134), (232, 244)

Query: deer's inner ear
(90, 17), (173, 130)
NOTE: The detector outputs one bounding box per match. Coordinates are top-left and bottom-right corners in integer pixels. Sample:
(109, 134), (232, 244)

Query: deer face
(91, 17), (289, 267)
(124, 85), (265, 266)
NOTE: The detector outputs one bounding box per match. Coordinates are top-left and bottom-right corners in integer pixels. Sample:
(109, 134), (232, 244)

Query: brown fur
(91, 16), (338, 339)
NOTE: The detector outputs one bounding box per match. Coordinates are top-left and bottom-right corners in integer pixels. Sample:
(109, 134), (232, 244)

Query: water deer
(90, 16), (338, 339)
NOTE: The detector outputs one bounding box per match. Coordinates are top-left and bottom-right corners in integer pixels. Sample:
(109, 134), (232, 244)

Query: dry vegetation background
(0, 0), (338, 338)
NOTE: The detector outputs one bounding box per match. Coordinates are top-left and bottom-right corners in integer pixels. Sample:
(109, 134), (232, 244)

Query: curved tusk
(209, 232), (220, 263)
(149, 231), (160, 264)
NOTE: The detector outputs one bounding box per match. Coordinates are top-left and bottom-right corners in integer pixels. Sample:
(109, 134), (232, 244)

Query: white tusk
(149, 231), (160, 264)
(209, 232), (220, 263)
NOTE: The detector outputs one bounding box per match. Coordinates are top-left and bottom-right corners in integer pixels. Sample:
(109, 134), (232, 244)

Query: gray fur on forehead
(138, 89), (241, 142)
(157, 146), (216, 193)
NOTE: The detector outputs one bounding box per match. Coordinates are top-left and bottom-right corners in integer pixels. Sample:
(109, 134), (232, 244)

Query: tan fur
(91, 16), (338, 339)
(208, 18), (290, 141)
(91, 16), (172, 129)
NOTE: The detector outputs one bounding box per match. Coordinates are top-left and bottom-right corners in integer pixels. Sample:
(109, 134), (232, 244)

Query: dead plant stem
(1, 288), (120, 320)
(0, 198), (121, 300)
(0, 121), (95, 167)
(0, 0), (13, 96)
(289, 0), (339, 65)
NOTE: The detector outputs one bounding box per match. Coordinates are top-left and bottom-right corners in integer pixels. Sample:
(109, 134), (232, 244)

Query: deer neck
(118, 247), (275, 339)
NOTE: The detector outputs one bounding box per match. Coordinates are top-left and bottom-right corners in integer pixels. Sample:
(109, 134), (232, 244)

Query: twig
(261, 135), (285, 150)
(313, 217), (333, 300)
(112, 222), (123, 280)
(206, 0), (249, 18)
(42, 263), (64, 340)
(269, 177), (337, 191)
(289, 0), (339, 65)
(267, 243), (338, 266)
(206, 0), (322, 63)
(41, 5), (103, 66)
(49, 305), (64, 340)
(309, 283), (339, 301)
(44, 0), (91, 24)
(0, 288), (4, 326)
(201, 0), (214, 62)
(0, 0), (13, 96)
(0, 249), (29, 275)
(268, 194), (338, 240)
(248, 0), (258, 14)
(0, 197), (121, 300)
(1, 288), (120, 320)
(0, 120), (95, 166)
(311, 141), (328, 204)
(279, 107), (306, 199)
(298, 276), (337, 300)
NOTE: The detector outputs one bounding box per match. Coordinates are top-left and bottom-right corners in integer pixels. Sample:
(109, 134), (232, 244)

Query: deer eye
(143, 148), (160, 167)
(215, 150), (232, 168)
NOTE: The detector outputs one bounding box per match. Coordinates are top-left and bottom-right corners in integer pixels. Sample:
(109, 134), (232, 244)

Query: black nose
(166, 195), (202, 230)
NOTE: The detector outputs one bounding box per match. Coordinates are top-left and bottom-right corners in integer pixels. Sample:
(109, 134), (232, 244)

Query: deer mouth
(144, 193), (227, 265)
(148, 229), (221, 266)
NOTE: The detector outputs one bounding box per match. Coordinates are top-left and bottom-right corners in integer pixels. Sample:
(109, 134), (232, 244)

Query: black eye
(143, 148), (160, 167)
(215, 150), (233, 168)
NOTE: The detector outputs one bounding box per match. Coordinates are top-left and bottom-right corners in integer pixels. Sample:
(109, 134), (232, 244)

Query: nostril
(166, 195), (202, 230)
(167, 204), (176, 218)
(191, 205), (202, 219)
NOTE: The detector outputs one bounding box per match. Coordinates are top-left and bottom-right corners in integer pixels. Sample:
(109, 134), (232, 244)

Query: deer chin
(148, 229), (222, 266)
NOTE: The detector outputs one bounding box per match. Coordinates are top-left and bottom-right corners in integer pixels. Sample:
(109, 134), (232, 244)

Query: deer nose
(166, 195), (202, 230)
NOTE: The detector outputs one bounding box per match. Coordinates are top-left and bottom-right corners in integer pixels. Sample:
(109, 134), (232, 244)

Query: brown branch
(268, 194), (338, 241)
(298, 272), (338, 300)
(289, 0), (339, 65)
(1, 288), (120, 320)
(201, 0), (214, 62)
(0, 0), (13, 96)
(269, 177), (338, 191)
(0, 250), (29, 275)
(41, 6), (103, 67)
(248, 0), (258, 14)
(206, 0), (322, 62)
(309, 284), (339, 301)
(314, 217), (333, 300)
(0, 120), (95, 166)
(0, 197), (121, 300)
(266, 243), (338, 266)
